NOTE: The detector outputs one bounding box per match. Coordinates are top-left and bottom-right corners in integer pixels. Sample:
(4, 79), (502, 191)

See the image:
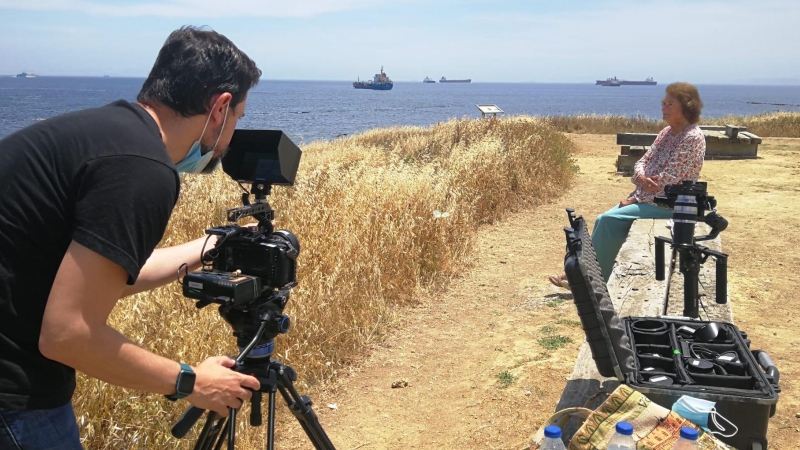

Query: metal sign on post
(476, 104), (504, 118)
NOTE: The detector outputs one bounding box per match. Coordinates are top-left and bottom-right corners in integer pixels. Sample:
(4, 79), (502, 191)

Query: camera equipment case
(561, 210), (780, 450)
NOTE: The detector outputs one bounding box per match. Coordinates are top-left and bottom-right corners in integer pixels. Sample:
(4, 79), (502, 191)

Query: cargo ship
(423, 76), (436, 83)
(439, 77), (471, 83)
(353, 66), (393, 90)
(621, 77), (657, 85)
(596, 76), (656, 86)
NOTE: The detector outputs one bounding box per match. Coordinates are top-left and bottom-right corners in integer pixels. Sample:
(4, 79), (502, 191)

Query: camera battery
(183, 270), (262, 305)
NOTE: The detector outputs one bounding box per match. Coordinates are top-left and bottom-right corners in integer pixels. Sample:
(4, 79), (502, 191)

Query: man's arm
(121, 234), (218, 297)
(40, 240), (259, 416)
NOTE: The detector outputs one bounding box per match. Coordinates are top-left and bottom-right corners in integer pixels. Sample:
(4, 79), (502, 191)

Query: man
(0, 26), (262, 449)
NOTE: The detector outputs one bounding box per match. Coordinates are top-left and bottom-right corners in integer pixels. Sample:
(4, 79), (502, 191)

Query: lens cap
(686, 358), (715, 373)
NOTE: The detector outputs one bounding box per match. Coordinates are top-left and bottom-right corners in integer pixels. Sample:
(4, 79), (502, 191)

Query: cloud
(0, 0), (395, 18)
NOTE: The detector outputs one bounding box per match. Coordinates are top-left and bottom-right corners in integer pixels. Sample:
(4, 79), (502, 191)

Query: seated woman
(550, 82), (706, 287)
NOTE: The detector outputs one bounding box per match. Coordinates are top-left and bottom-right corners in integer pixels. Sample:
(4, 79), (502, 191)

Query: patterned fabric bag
(528, 385), (733, 450)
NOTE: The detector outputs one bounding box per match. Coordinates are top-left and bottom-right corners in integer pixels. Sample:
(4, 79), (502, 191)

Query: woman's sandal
(547, 273), (569, 289)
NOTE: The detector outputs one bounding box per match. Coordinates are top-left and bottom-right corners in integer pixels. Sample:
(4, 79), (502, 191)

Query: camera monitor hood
(223, 129), (302, 186)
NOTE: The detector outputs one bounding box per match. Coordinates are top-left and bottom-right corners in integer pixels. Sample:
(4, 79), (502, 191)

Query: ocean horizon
(2, 76), (799, 144)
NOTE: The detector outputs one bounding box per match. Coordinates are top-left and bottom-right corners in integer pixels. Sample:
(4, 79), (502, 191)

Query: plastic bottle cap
(616, 421), (634, 435)
(680, 426), (699, 441)
(544, 425), (562, 439)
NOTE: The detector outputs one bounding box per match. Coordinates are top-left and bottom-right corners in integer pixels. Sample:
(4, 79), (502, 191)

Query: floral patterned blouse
(631, 124), (706, 204)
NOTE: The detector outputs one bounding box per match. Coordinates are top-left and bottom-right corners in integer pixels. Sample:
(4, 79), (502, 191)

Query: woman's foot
(548, 273), (569, 289)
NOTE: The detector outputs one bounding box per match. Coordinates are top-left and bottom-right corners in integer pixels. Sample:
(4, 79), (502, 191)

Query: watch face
(178, 370), (196, 395)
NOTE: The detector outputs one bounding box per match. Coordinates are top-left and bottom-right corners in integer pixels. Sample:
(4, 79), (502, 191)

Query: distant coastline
(2, 75), (800, 86)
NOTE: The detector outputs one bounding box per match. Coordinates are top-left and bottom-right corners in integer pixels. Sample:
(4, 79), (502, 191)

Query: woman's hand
(619, 196), (638, 207)
(640, 174), (661, 193)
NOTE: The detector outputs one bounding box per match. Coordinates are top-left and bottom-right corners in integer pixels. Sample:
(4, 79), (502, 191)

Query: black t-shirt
(0, 100), (180, 410)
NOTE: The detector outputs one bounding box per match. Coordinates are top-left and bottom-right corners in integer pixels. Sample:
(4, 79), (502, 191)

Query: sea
(2, 76), (800, 144)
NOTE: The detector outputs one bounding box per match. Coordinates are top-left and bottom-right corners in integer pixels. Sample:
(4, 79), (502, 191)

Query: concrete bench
(554, 218), (732, 433)
(615, 128), (762, 176)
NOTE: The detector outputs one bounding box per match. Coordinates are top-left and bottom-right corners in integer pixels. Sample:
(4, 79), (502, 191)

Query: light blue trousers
(591, 203), (673, 282)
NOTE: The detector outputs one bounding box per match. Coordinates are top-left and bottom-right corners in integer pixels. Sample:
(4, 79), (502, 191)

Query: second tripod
(652, 181), (729, 319)
(655, 235), (728, 318)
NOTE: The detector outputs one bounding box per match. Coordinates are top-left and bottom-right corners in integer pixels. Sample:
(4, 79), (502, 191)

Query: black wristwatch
(165, 363), (196, 401)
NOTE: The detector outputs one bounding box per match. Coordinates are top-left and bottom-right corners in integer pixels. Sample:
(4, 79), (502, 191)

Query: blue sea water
(1, 76), (799, 144)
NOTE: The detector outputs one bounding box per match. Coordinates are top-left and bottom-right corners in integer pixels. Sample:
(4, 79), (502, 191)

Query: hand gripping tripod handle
(171, 406), (206, 438)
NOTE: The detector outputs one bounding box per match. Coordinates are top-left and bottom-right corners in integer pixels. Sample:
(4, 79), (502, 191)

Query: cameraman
(0, 27), (261, 448)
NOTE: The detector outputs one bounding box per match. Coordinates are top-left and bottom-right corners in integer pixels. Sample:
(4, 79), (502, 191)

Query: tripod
(655, 235), (728, 318)
(652, 181), (729, 319)
(171, 318), (336, 450)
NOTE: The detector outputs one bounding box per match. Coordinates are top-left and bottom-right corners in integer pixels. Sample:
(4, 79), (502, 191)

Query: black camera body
(208, 226), (297, 289)
(183, 225), (299, 307)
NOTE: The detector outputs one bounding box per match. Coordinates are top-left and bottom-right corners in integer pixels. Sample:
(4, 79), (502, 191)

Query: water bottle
(672, 426), (699, 450)
(608, 421), (636, 450)
(540, 425), (566, 450)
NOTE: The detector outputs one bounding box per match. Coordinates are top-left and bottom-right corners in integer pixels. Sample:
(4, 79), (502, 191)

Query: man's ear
(209, 93), (232, 123)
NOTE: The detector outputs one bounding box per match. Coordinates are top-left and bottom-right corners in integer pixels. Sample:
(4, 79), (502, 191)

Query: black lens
(273, 229), (300, 255)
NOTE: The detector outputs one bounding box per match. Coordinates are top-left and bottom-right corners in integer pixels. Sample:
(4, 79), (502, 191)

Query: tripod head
(654, 180), (728, 247)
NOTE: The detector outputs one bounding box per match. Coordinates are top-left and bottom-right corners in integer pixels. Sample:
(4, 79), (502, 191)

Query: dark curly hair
(137, 26), (262, 117)
(666, 82), (703, 124)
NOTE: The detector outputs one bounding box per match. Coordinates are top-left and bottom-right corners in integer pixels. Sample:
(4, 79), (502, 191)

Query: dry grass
(705, 111), (800, 137)
(72, 116), (577, 449)
(541, 111), (800, 137)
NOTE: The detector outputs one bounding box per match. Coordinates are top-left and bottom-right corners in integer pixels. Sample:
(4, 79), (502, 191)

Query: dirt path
(281, 134), (800, 449)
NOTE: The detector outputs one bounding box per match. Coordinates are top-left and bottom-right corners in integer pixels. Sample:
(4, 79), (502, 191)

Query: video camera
(652, 180), (729, 318)
(653, 180), (728, 247)
(172, 131), (336, 449)
(179, 129), (302, 355)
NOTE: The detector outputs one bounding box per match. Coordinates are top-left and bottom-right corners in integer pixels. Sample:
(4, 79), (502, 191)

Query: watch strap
(165, 363), (195, 401)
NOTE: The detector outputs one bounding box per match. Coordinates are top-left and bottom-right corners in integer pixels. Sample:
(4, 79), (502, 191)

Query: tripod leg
(663, 247), (677, 315)
(276, 371), (336, 450)
(194, 411), (228, 450)
(193, 413), (226, 450)
(267, 391), (276, 450)
(680, 250), (701, 318)
(212, 419), (230, 450)
(227, 409), (237, 450)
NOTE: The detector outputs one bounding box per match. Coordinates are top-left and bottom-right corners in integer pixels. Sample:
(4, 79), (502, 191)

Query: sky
(0, 0), (798, 84)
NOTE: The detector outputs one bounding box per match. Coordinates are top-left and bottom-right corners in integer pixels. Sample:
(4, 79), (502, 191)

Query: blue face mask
(176, 104), (229, 174)
(672, 395), (738, 438)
